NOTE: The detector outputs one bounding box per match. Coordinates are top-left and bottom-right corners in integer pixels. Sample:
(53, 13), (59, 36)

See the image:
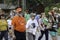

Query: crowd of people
(0, 6), (60, 40)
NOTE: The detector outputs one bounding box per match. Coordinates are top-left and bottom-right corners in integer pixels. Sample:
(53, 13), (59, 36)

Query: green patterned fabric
(42, 17), (48, 25)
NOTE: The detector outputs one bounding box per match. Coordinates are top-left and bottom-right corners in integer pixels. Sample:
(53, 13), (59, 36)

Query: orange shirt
(12, 16), (26, 32)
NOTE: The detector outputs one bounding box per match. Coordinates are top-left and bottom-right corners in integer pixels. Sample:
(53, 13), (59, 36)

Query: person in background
(35, 13), (41, 40)
(24, 9), (30, 40)
(10, 10), (15, 18)
(58, 14), (60, 25)
(7, 16), (15, 40)
(26, 13), (38, 40)
(12, 7), (26, 40)
(10, 6), (22, 18)
(48, 10), (58, 40)
(24, 9), (30, 22)
(38, 13), (49, 40)
(35, 13), (41, 23)
(58, 8), (60, 28)
(0, 14), (8, 40)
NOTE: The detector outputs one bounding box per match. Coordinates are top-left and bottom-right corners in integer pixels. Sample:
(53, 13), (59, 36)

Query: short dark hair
(0, 14), (5, 19)
(0, 14), (5, 17)
(15, 6), (22, 10)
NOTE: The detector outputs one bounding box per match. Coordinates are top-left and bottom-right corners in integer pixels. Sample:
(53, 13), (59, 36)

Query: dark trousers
(38, 29), (49, 40)
(14, 30), (26, 40)
(33, 35), (35, 40)
(31, 34), (35, 40)
(0, 31), (8, 40)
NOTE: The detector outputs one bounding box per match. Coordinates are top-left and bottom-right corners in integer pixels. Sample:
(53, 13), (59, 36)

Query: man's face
(26, 10), (29, 13)
(17, 8), (22, 13)
(31, 16), (35, 20)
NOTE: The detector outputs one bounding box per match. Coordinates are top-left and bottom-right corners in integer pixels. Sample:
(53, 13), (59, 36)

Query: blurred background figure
(0, 14), (8, 40)
(48, 10), (58, 40)
(12, 7), (26, 40)
(26, 13), (38, 40)
(7, 15), (15, 40)
(24, 9), (30, 22)
(38, 12), (49, 40)
(10, 6), (22, 18)
(24, 9), (30, 40)
(35, 13), (41, 23)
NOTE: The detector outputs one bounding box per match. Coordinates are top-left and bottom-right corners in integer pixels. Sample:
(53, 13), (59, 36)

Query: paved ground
(38, 34), (60, 40)
(3, 33), (60, 40)
(3, 35), (60, 40)
(35, 33), (60, 40)
(26, 32), (60, 40)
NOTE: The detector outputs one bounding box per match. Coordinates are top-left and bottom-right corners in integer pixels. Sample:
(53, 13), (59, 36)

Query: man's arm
(39, 19), (44, 31)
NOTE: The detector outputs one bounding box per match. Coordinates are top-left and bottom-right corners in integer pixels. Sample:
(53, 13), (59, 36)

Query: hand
(36, 28), (39, 32)
(13, 35), (16, 40)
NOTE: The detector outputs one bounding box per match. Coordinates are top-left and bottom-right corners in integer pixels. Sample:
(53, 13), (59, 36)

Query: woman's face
(48, 12), (52, 15)
(1, 16), (5, 19)
(42, 13), (45, 18)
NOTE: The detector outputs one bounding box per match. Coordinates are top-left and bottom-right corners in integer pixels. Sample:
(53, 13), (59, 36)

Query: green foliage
(5, 0), (12, 4)
(56, 3), (60, 8)
(45, 7), (50, 16)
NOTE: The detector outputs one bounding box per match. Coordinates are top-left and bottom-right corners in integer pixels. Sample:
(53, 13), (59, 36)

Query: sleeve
(34, 20), (39, 29)
(35, 20), (39, 27)
(26, 20), (30, 29)
(24, 18), (26, 25)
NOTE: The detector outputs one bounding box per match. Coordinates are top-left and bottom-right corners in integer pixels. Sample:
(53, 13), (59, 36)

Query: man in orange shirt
(12, 7), (26, 40)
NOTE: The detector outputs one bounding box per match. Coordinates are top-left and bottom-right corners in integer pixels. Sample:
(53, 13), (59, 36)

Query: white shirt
(7, 19), (12, 26)
(7, 19), (13, 29)
(7, 19), (15, 40)
(26, 19), (38, 35)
